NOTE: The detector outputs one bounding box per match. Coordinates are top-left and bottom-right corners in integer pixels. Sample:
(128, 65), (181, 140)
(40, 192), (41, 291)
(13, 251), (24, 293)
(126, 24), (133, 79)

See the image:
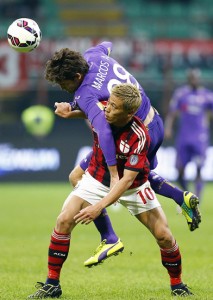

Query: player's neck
(111, 118), (132, 129)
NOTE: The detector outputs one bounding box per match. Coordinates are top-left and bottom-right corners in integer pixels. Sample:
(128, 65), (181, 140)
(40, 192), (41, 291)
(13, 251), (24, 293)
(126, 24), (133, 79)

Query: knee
(56, 212), (74, 233)
(148, 170), (157, 182)
(148, 171), (166, 187)
(156, 229), (174, 249)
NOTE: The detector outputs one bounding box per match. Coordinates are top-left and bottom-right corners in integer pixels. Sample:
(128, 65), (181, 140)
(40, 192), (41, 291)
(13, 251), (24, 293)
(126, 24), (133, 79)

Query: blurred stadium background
(0, 0), (213, 183)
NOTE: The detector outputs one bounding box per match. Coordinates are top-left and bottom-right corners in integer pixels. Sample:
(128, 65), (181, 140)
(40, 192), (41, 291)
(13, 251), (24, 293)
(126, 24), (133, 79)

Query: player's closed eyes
(107, 101), (117, 110)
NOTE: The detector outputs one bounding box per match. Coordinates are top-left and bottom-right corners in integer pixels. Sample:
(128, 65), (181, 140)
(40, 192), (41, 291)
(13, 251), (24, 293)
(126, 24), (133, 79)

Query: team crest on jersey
(120, 140), (130, 153)
(130, 154), (139, 165)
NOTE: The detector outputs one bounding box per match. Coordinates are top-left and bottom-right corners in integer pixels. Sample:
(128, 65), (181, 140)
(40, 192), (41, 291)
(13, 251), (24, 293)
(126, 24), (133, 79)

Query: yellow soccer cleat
(84, 238), (124, 267)
(181, 191), (201, 231)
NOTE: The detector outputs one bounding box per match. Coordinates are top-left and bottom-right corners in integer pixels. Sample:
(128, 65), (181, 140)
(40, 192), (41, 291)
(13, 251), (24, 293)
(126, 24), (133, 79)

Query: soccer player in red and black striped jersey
(28, 84), (193, 299)
(88, 109), (150, 189)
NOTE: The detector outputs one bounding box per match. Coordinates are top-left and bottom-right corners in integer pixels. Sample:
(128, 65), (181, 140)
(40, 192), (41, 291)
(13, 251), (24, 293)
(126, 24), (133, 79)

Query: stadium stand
(1, 0), (211, 40)
(0, 0), (212, 120)
(41, 0), (127, 38)
(120, 0), (213, 39)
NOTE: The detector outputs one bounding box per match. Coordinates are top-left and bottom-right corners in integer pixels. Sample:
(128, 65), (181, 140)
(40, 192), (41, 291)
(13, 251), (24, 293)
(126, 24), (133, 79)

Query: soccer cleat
(181, 191), (201, 232)
(171, 283), (193, 296)
(84, 238), (124, 267)
(27, 282), (62, 299)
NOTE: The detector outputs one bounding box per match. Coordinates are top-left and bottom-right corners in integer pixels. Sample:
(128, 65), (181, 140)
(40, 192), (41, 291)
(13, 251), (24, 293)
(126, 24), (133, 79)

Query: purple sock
(93, 209), (118, 244)
(149, 171), (184, 206)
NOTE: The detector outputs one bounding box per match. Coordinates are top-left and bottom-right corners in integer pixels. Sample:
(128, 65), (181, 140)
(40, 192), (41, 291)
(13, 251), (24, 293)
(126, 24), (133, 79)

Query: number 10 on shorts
(137, 187), (155, 204)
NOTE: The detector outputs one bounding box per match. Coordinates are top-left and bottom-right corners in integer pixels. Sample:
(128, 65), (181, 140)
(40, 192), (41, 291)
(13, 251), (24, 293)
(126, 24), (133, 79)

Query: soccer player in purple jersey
(165, 68), (213, 200)
(28, 84), (193, 298)
(45, 41), (201, 267)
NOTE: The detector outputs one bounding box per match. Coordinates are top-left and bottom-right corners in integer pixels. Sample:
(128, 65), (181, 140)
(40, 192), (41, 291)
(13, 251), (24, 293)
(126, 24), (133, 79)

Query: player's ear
(127, 110), (134, 118)
(75, 73), (82, 80)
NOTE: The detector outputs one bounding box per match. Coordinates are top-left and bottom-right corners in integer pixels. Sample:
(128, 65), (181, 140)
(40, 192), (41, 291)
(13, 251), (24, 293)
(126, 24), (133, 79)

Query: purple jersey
(72, 41), (151, 166)
(170, 85), (213, 144)
(169, 85), (213, 166)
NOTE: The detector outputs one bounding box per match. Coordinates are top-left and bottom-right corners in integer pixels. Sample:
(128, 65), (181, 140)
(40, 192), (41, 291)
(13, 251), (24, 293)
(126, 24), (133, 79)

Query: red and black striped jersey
(88, 116), (150, 189)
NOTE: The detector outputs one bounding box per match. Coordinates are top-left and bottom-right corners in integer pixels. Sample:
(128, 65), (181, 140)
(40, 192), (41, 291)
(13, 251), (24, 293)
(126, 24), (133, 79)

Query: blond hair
(111, 83), (142, 114)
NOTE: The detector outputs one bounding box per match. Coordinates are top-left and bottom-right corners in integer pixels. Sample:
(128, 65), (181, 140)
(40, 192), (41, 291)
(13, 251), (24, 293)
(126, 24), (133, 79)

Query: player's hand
(74, 204), (102, 225)
(54, 102), (72, 118)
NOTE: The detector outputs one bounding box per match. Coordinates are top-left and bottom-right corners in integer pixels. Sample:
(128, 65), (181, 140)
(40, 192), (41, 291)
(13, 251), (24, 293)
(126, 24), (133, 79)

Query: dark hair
(45, 48), (89, 83)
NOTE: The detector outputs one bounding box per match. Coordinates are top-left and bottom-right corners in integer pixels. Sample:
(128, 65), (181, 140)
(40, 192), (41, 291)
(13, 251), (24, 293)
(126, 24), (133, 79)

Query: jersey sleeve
(84, 41), (112, 57)
(92, 111), (117, 166)
(97, 41), (112, 56)
(69, 100), (80, 110)
(75, 89), (117, 166)
(125, 151), (148, 172)
(125, 127), (149, 172)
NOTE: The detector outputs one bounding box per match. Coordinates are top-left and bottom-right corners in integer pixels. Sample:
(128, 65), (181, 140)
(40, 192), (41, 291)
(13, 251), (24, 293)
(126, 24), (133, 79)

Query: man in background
(165, 68), (213, 201)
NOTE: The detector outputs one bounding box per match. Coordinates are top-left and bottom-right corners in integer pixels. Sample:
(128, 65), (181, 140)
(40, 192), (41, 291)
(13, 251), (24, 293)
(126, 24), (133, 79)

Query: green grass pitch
(1, 182), (213, 299)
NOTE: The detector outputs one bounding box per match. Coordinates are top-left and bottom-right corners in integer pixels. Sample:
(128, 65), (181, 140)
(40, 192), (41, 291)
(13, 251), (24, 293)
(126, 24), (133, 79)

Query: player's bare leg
(136, 207), (193, 296)
(70, 165), (124, 267)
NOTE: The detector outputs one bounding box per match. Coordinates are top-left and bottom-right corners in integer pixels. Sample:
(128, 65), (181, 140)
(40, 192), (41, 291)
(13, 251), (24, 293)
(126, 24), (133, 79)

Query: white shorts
(71, 171), (161, 215)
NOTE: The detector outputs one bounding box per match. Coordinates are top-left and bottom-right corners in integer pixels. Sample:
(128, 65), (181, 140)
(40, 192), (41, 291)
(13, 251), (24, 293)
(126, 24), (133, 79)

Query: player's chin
(105, 116), (112, 123)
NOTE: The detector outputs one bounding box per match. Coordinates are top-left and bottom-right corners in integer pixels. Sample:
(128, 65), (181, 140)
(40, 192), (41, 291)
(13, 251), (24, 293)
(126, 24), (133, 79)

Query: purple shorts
(176, 141), (207, 169)
(146, 111), (164, 170)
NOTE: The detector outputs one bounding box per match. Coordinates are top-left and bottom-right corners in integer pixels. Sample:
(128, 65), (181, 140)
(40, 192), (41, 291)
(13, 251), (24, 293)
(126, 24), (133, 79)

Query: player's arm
(54, 102), (87, 119)
(84, 41), (112, 57)
(164, 93), (180, 139)
(74, 169), (138, 224)
(98, 41), (112, 56)
(164, 110), (178, 139)
(74, 122), (149, 224)
(91, 111), (119, 188)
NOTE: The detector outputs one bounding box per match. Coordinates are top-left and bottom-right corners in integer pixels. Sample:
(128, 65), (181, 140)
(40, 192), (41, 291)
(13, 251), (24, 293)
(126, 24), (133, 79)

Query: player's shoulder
(199, 86), (213, 94)
(175, 85), (190, 96)
(84, 41), (112, 56)
(132, 115), (145, 125)
(171, 85), (189, 103)
(131, 116), (148, 136)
